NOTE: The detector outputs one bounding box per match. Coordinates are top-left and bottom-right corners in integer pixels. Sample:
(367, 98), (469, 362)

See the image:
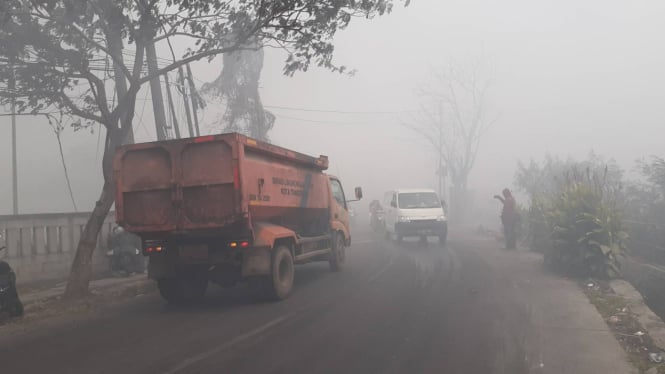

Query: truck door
(329, 178), (349, 233)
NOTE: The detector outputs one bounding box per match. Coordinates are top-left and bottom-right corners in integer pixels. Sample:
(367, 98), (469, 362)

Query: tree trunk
(63, 179), (116, 299)
(63, 128), (122, 300)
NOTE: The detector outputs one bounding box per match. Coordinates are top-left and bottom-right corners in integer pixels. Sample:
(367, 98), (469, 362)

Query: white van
(383, 189), (447, 244)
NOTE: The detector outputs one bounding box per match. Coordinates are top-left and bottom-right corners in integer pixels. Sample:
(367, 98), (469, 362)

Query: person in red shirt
(494, 188), (518, 249)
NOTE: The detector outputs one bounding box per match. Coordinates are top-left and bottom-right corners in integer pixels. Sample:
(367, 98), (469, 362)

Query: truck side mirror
(354, 187), (363, 200)
(390, 201), (397, 208)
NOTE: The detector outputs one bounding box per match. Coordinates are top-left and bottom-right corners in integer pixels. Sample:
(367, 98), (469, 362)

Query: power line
(273, 113), (399, 126)
(134, 87), (152, 138)
(265, 105), (414, 115)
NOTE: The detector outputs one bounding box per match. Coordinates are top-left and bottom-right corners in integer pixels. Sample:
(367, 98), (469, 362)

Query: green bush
(525, 199), (550, 253)
(515, 155), (627, 278)
(544, 182), (627, 278)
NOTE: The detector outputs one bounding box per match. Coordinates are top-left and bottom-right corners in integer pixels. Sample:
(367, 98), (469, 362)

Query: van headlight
(398, 216), (411, 223)
(436, 215), (446, 222)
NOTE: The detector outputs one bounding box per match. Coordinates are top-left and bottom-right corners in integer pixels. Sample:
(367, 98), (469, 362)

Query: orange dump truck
(113, 133), (361, 303)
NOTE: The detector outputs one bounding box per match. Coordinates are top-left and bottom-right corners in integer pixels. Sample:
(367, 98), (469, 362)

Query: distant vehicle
(0, 233), (24, 318)
(348, 207), (357, 226)
(369, 199), (385, 232)
(114, 133), (362, 304)
(383, 189), (447, 245)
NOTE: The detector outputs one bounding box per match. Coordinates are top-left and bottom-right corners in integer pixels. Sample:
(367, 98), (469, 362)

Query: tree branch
(61, 93), (105, 124)
(67, 23), (132, 80)
(137, 44), (249, 85)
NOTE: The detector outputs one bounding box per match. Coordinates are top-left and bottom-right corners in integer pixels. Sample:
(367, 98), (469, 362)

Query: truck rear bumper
(147, 247), (272, 279)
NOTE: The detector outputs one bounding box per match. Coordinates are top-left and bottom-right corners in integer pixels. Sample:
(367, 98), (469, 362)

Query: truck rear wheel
(261, 245), (294, 301)
(329, 233), (346, 272)
(158, 276), (208, 305)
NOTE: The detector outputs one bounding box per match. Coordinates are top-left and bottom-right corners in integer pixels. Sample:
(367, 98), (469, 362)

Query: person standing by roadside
(107, 226), (144, 275)
(494, 188), (518, 249)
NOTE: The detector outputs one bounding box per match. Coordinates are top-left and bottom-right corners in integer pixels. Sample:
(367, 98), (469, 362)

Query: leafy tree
(201, 38), (274, 141)
(638, 156), (665, 197)
(623, 157), (665, 262)
(0, 0), (406, 298)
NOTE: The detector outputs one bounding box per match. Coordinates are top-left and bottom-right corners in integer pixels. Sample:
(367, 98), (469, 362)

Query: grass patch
(582, 279), (665, 373)
(0, 280), (155, 328)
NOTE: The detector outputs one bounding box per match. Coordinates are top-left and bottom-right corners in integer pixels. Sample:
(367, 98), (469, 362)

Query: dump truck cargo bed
(114, 133), (330, 234)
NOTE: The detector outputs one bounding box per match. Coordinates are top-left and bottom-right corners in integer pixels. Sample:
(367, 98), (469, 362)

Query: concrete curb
(611, 279), (665, 350)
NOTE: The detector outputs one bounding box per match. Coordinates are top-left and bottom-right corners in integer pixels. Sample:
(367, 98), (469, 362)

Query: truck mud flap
(242, 248), (271, 277)
(148, 257), (177, 279)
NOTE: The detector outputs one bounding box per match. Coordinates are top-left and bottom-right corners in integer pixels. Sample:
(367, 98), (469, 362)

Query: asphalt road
(0, 228), (634, 374)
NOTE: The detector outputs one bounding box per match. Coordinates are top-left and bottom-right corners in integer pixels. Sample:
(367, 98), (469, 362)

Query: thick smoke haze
(1, 0), (664, 227)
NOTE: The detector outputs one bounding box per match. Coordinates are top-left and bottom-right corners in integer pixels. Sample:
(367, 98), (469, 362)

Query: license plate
(418, 229), (431, 234)
(179, 244), (208, 259)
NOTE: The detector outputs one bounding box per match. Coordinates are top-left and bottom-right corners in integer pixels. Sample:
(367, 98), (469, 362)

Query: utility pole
(164, 73), (181, 139)
(9, 63), (18, 215)
(186, 63), (201, 136)
(178, 66), (195, 138)
(108, 36), (134, 145)
(438, 100), (446, 203)
(146, 43), (168, 140)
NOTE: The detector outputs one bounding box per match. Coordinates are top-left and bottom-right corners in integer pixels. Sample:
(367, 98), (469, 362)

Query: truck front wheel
(329, 233), (346, 272)
(157, 276), (208, 305)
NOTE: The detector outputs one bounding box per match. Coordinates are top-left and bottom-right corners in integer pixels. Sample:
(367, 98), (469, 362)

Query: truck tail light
(240, 241), (250, 248)
(144, 245), (165, 255)
(228, 241), (250, 249)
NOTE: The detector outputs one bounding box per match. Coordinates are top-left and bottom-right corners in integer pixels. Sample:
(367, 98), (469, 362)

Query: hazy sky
(1, 0), (664, 219)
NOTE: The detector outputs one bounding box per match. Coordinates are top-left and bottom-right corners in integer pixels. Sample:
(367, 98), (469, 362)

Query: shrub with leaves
(524, 198), (550, 253)
(515, 154), (627, 278)
(544, 182), (627, 278)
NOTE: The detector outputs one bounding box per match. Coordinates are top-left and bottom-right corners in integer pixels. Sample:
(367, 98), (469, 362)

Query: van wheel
(263, 246), (294, 301)
(439, 225), (448, 247)
(158, 276), (208, 305)
(329, 233), (346, 272)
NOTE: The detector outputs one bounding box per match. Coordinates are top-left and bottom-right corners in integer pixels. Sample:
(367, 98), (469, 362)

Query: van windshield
(398, 192), (441, 209)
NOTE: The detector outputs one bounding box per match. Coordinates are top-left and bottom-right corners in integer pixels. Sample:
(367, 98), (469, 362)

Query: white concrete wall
(0, 212), (115, 284)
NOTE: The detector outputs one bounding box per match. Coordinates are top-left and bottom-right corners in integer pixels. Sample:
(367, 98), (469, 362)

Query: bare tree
(405, 60), (495, 222)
